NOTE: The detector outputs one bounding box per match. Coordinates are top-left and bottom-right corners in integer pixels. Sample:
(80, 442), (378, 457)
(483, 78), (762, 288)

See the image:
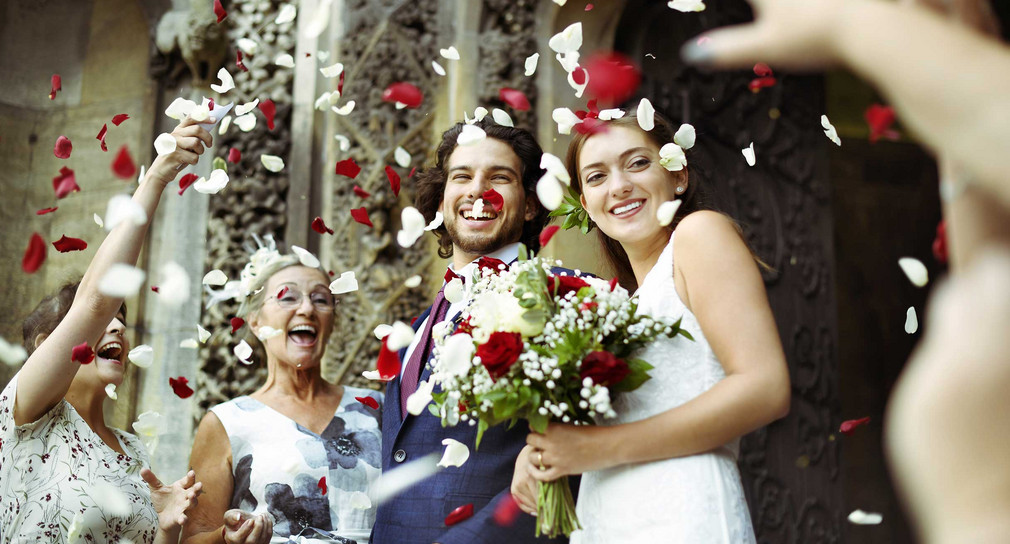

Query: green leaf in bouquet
(475, 418), (489, 449)
(679, 329), (694, 341)
(528, 409), (549, 434)
(560, 212), (581, 231)
(429, 403), (441, 418)
(522, 308), (549, 325)
(492, 393), (520, 421)
(611, 357), (655, 393)
(518, 243), (529, 262)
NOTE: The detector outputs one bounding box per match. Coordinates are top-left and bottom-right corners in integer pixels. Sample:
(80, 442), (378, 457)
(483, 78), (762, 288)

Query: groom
(372, 118), (568, 544)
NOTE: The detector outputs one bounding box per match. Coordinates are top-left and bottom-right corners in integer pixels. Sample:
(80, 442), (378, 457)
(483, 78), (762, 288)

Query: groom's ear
(524, 194), (536, 221)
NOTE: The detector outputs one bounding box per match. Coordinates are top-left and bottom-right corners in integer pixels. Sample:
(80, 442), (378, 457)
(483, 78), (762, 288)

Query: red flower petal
(259, 99), (276, 131)
(444, 503), (474, 526)
(22, 233), (47, 273)
(151, 286), (160, 293)
(493, 495), (521, 527)
(52, 235), (87, 253)
(584, 52), (641, 105)
(932, 220), (948, 264)
(96, 123), (108, 152)
(214, 0), (227, 22)
(169, 376), (195, 399)
(338, 71), (345, 96)
(408, 166), (416, 178)
(350, 207), (372, 228)
(499, 88), (531, 111)
(352, 185), (370, 198)
(336, 158), (361, 179)
(574, 116), (607, 135)
(355, 396), (379, 410)
(539, 225), (560, 248)
(54, 135), (72, 159)
(49, 74), (62, 100)
(482, 188), (504, 212)
(228, 147), (241, 164)
(839, 416), (871, 436)
(748, 76), (777, 92)
(208, 98), (215, 110)
(72, 342), (95, 364)
(753, 63), (773, 77)
(230, 317), (245, 334)
(381, 82), (423, 108)
(36, 207), (58, 215)
(376, 339), (400, 381)
(277, 286), (289, 299)
(236, 50), (248, 72)
(317, 476), (327, 495)
(865, 104), (896, 144)
(112, 145), (137, 180)
(608, 277), (619, 291)
(178, 173), (199, 195)
(52, 166), (79, 199)
(571, 66), (587, 86)
(385, 165), (400, 197)
(585, 3), (594, 10)
(112, 114), (130, 126)
(311, 216), (334, 235)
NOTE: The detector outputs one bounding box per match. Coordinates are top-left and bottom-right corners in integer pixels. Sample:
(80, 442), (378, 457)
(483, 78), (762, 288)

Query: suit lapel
(387, 305), (432, 456)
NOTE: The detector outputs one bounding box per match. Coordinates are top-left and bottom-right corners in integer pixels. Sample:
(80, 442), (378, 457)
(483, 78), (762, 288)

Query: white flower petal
(524, 53), (539, 76)
(334, 134), (351, 152)
(261, 154), (285, 172)
(536, 173), (564, 211)
(657, 200), (683, 226)
(209, 67), (235, 94)
(317, 50), (331, 62)
(158, 261), (190, 307)
(203, 269), (228, 286)
(92, 481), (132, 516)
(218, 115), (232, 134)
(567, 68), (588, 98)
(404, 275), (422, 288)
(373, 324), (393, 340)
(128, 345), (154, 368)
(314, 92), (333, 110)
(674, 123), (697, 149)
(276, 4), (297, 24)
(659, 143), (687, 172)
(425, 211), (444, 231)
(236, 38), (258, 56)
(492, 108), (514, 127)
(194, 169), (230, 194)
(303, 0), (332, 37)
(104, 194), (148, 232)
(443, 277), (464, 304)
(362, 370), (382, 381)
(198, 325), (211, 343)
(439, 46), (460, 60)
(597, 108), (625, 121)
(637, 98), (656, 131)
(154, 133), (177, 156)
(165, 97), (197, 120)
(848, 509), (883, 525)
(473, 106), (489, 123)
(406, 379), (434, 415)
(98, 264), (146, 297)
(332, 101), (356, 115)
(556, 51), (580, 73)
(105, 383), (118, 399)
(330, 271), (358, 294)
(189, 104), (210, 122)
(275, 53), (295, 68)
(394, 146), (411, 168)
(0, 336), (28, 367)
(553, 0), (568, 4)
(432, 60), (446, 76)
(235, 113), (257, 131)
(549, 22), (583, 54)
(234, 340), (253, 364)
(291, 245), (320, 268)
(256, 326), (284, 341)
(179, 338), (199, 349)
(472, 199), (485, 217)
(552, 107), (582, 135)
(905, 307), (918, 334)
(457, 124), (487, 146)
(235, 99), (260, 116)
(821, 115), (842, 146)
(94, 213), (104, 228)
(348, 491), (371, 509)
(386, 322), (415, 352)
(742, 142), (756, 166)
(440, 332), (475, 377)
(320, 62), (344, 78)
(368, 453), (440, 506)
(668, 0), (706, 11)
(438, 438), (471, 468)
(397, 207), (427, 248)
(898, 257), (929, 287)
(540, 153), (570, 185)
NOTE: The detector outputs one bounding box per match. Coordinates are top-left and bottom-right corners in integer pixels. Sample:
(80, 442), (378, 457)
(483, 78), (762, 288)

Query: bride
(514, 112), (790, 542)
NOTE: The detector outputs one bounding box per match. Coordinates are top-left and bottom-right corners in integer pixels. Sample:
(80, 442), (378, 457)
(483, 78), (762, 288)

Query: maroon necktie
(400, 269), (459, 417)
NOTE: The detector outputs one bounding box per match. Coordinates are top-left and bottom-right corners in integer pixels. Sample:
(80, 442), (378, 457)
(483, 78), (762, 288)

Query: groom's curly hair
(415, 118), (550, 258)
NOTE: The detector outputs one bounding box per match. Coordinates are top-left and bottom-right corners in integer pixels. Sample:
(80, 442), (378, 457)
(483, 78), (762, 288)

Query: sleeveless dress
(572, 233), (757, 543)
(0, 373), (159, 544)
(209, 387), (382, 543)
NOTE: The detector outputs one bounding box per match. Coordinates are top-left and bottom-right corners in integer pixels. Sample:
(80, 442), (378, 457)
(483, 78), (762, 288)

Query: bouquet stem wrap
(537, 478), (580, 538)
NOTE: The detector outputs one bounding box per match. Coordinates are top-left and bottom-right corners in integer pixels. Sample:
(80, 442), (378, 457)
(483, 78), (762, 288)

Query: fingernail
(209, 116), (217, 123)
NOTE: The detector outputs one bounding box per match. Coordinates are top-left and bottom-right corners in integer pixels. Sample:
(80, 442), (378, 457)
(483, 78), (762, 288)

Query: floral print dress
(209, 387), (382, 544)
(0, 373), (159, 543)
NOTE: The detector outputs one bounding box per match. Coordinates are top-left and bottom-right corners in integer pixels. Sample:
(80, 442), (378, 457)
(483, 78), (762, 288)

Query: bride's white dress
(572, 233), (757, 543)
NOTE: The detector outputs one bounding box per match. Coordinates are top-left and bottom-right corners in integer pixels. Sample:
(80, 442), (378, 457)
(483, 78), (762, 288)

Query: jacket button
(393, 449), (407, 463)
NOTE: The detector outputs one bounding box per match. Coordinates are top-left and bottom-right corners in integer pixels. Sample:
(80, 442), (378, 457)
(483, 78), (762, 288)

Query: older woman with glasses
(183, 247), (382, 544)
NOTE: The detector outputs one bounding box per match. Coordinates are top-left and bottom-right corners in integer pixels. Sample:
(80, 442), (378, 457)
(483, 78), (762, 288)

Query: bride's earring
(676, 186), (685, 194)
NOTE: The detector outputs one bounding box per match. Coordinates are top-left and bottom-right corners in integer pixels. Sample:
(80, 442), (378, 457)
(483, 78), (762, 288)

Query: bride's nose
(608, 171), (634, 198)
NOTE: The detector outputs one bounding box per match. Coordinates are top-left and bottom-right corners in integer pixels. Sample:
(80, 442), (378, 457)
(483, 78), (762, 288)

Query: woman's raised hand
(222, 509), (274, 544)
(142, 468), (203, 531)
(146, 116), (215, 187)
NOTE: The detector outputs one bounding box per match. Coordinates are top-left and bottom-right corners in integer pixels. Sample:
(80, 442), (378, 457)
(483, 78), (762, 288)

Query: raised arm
(683, 0), (1010, 207)
(14, 117), (213, 425)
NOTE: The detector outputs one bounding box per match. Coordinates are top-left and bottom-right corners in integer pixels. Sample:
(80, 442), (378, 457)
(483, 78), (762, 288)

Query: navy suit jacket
(371, 268), (580, 544)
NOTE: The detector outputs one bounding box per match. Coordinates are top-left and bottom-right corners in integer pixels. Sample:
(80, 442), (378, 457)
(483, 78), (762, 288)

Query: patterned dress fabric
(210, 387), (382, 543)
(572, 233), (757, 543)
(0, 373), (159, 544)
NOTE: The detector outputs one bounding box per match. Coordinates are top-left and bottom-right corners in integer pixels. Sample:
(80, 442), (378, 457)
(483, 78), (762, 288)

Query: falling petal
(438, 438), (471, 468)
(179, 338), (199, 349)
(425, 211), (444, 231)
(259, 99), (277, 130)
(234, 340), (253, 364)
(177, 173), (199, 195)
(320, 62), (344, 78)
(840, 416), (871, 435)
(22, 233), (46, 273)
(0, 336), (26, 366)
(445, 503), (474, 526)
(373, 324), (392, 340)
(432, 60), (446, 76)
(493, 495), (522, 527)
(368, 453), (440, 506)
(382, 82), (423, 108)
(376, 338), (400, 379)
(336, 158), (361, 178)
(334, 134), (351, 151)
(203, 269), (228, 286)
(96, 124), (108, 152)
(524, 53), (539, 76)
(549, 22), (583, 54)
(656, 200), (683, 226)
(209, 68), (235, 94)
(112, 113), (130, 126)
(198, 325), (211, 343)
(350, 207), (372, 227)
(36, 207), (58, 215)
(169, 376), (194, 398)
(157, 261), (190, 307)
(227, 147), (241, 164)
(674, 123), (696, 149)
(72, 342), (95, 364)
(439, 46), (460, 60)
(234, 113), (257, 132)
(404, 275), (422, 288)
(235, 99), (260, 116)
(536, 174), (564, 211)
(193, 169), (230, 194)
(112, 145), (137, 179)
(406, 379), (435, 416)
(256, 326), (284, 341)
(276, 4), (297, 24)
(898, 257), (928, 287)
(132, 411), (167, 454)
(552, 108), (582, 135)
(668, 0), (706, 11)
(637, 98), (655, 131)
(481, 189), (504, 213)
(848, 510), (883, 525)
(353, 185), (370, 198)
(165, 97), (197, 120)
(52, 235), (87, 253)
(54, 136), (72, 159)
(821, 115), (842, 146)
(386, 321), (415, 352)
(742, 142), (756, 166)
(539, 225), (561, 247)
(397, 207), (427, 248)
(567, 67), (589, 98)
(865, 104), (897, 143)
(311, 216), (334, 235)
(94, 213), (104, 228)
(330, 271), (358, 294)
(218, 115), (232, 134)
(394, 146), (411, 168)
(444, 277), (464, 304)
(385, 165), (401, 196)
(499, 88), (531, 111)
(492, 108), (514, 127)
(260, 154), (285, 172)
(584, 52), (641, 105)
(275, 53), (295, 68)
(457, 124), (486, 146)
(597, 108), (625, 121)
(904, 307), (918, 334)
(49, 74), (61, 100)
(128, 345), (154, 368)
(154, 133), (177, 156)
(332, 101), (355, 115)
(658, 143), (687, 172)
(52, 166), (79, 199)
(105, 383), (118, 400)
(213, 0), (227, 22)
(98, 264), (145, 297)
(290, 246), (320, 268)
(104, 194), (148, 232)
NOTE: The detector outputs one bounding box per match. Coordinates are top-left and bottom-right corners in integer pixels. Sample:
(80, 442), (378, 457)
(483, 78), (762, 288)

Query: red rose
(454, 316), (474, 336)
(548, 274), (590, 299)
(477, 331), (523, 380)
(477, 256), (507, 275)
(579, 350), (630, 386)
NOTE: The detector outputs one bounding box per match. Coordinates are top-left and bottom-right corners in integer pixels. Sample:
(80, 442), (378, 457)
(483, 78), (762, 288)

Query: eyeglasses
(270, 287), (336, 313)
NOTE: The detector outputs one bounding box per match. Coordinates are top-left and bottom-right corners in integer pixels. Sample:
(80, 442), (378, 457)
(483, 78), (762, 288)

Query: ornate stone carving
(476, 0), (539, 131)
(153, 1), (229, 86)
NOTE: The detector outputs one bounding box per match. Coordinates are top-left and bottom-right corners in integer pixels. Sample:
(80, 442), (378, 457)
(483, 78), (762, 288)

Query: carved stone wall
(476, 0), (539, 131)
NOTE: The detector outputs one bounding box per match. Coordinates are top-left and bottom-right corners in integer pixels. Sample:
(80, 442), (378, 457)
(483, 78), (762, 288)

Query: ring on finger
(536, 451), (545, 470)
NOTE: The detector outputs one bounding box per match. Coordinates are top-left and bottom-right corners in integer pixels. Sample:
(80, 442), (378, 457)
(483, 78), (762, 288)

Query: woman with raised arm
(0, 116), (211, 543)
(513, 113), (790, 542)
(182, 244), (381, 544)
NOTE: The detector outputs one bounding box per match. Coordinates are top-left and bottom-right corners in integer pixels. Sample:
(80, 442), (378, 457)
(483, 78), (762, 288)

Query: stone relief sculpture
(155, 0), (228, 86)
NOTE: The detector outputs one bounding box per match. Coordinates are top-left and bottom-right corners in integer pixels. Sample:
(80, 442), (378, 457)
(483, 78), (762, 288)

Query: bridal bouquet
(424, 247), (691, 537)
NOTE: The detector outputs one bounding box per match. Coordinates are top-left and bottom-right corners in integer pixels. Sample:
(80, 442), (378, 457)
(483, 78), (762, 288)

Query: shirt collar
(449, 242), (521, 286)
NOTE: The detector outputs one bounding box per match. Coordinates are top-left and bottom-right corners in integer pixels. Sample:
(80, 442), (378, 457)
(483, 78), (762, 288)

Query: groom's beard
(445, 210), (526, 257)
